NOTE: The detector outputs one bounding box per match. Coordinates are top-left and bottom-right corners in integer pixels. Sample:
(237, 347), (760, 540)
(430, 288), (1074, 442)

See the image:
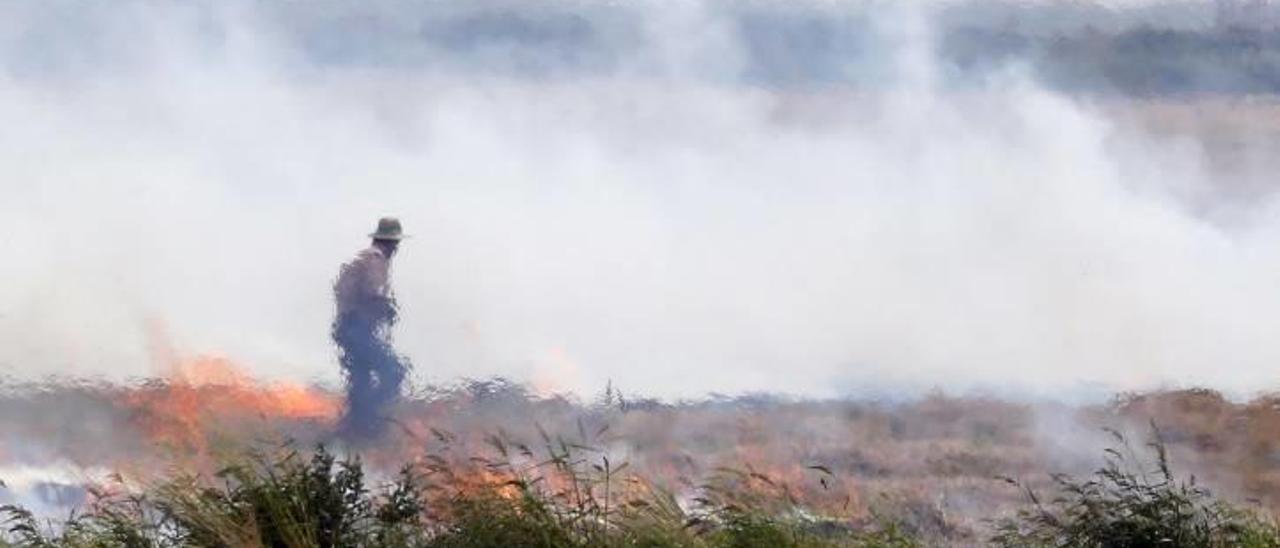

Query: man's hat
(370, 217), (407, 241)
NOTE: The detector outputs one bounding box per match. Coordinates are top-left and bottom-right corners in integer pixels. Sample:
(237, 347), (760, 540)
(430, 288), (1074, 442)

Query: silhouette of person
(332, 216), (409, 439)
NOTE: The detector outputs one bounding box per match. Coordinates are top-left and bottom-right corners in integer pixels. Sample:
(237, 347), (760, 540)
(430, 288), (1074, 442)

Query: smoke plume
(1, 0), (1280, 401)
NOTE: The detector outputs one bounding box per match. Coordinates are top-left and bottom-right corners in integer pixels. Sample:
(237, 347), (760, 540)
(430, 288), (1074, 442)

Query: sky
(2, 0), (1280, 401)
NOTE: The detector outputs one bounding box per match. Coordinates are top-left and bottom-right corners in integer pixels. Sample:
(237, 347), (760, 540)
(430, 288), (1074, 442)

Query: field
(6, 356), (1280, 545)
(5, 91), (1280, 546)
(9, 2), (1280, 545)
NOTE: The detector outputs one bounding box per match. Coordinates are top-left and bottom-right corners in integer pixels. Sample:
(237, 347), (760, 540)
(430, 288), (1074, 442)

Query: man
(332, 216), (410, 439)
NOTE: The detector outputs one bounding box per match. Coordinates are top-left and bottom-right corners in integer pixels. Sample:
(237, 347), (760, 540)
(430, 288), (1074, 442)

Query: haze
(2, 0), (1278, 400)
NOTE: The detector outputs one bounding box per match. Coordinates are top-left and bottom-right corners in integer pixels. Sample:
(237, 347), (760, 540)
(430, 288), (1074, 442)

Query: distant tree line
(942, 25), (1280, 95)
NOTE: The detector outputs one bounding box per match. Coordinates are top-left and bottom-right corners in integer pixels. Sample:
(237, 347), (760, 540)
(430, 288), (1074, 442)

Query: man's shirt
(334, 245), (395, 324)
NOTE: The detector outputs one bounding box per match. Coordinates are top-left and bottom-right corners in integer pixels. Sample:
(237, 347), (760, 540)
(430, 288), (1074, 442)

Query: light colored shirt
(333, 245), (395, 323)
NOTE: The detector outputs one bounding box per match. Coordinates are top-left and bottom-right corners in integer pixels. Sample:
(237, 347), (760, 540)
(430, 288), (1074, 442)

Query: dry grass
(5, 381), (1280, 543)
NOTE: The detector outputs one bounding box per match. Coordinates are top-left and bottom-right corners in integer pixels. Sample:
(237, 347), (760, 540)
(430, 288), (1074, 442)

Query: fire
(120, 355), (340, 459)
(531, 346), (583, 397)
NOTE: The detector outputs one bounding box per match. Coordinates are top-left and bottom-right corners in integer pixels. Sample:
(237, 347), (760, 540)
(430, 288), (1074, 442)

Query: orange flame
(120, 356), (340, 459)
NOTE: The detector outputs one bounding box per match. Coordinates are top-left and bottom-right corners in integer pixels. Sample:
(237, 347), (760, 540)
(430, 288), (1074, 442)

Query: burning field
(13, 0), (1280, 546)
(6, 358), (1280, 545)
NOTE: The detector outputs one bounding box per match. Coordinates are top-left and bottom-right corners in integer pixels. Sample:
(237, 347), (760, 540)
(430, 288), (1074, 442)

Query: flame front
(121, 356), (340, 459)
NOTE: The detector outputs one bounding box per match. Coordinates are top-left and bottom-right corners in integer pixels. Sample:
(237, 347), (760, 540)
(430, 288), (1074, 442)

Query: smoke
(2, 0), (1280, 400)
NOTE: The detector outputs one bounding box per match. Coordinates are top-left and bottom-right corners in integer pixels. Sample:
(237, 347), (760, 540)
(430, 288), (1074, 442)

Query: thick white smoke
(1, 1), (1277, 400)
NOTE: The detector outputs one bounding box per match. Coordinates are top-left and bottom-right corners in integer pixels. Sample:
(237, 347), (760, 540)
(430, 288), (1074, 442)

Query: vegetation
(991, 424), (1280, 548)
(942, 25), (1280, 95)
(0, 436), (916, 548)
(3, 420), (1279, 547)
